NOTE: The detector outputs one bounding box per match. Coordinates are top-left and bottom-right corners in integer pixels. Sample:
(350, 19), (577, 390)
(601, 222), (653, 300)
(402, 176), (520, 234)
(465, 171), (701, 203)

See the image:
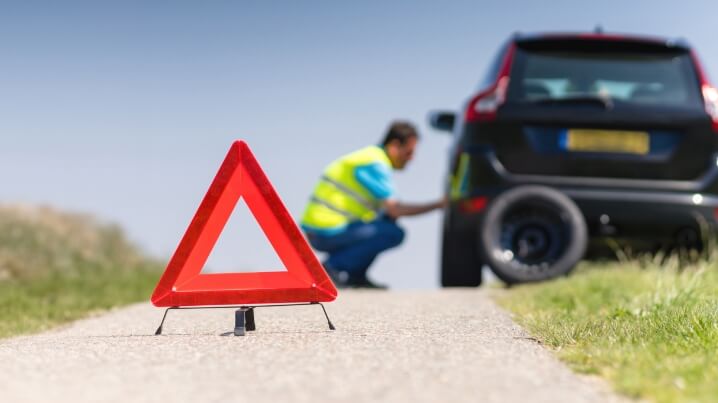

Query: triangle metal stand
(154, 302), (335, 336)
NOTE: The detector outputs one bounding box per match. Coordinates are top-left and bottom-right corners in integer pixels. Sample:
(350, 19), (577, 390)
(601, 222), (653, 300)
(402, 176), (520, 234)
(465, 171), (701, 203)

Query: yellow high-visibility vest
(301, 145), (392, 232)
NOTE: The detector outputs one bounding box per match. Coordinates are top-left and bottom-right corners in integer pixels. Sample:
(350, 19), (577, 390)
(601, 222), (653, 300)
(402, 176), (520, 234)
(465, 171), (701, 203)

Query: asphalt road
(0, 290), (622, 403)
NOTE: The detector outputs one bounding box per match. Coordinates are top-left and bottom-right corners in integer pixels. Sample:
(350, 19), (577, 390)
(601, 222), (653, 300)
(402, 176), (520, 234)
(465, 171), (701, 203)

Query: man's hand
(382, 197), (446, 219)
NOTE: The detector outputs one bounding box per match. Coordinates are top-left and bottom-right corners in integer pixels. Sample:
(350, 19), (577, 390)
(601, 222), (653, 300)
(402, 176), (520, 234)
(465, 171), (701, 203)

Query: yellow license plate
(566, 129), (649, 155)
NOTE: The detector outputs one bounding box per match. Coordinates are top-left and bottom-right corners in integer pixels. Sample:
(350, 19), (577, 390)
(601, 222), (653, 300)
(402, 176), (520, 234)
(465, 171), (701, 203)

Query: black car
(430, 32), (718, 286)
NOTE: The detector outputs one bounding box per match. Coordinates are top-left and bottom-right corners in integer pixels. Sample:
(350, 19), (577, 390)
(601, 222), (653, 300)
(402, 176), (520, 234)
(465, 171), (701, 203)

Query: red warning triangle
(151, 141), (337, 307)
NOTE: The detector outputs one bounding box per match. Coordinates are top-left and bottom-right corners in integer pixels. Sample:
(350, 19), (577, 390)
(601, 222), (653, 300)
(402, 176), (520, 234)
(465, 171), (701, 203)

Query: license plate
(565, 129), (649, 155)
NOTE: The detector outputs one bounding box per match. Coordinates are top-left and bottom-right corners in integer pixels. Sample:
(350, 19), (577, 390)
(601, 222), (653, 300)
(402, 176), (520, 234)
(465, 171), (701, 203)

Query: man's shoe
(324, 266), (352, 288)
(323, 264), (388, 289)
(346, 276), (389, 290)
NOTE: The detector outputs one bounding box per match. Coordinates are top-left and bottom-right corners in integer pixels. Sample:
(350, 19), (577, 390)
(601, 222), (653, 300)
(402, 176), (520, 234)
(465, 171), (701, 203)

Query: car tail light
(702, 85), (718, 132)
(465, 44), (515, 123)
(692, 51), (718, 132)
(465, 77), (509, 122)
(460, 196), (488, 213)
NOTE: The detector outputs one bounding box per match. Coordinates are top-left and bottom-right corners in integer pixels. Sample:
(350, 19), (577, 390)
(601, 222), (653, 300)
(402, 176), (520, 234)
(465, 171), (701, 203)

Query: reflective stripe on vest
(301, 145), (392, 230)
(320, 175), (377, 212)
(309, 196), (362, 220)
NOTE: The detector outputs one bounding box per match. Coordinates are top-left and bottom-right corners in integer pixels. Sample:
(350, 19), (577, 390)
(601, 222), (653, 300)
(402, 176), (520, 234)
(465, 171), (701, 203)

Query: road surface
(0, 290), (622, 402)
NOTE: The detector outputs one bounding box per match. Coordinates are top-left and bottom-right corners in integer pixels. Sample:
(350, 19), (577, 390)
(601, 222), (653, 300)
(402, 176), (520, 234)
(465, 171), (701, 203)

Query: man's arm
(382, 198), (446, 219)
(354, 162), (446, 219)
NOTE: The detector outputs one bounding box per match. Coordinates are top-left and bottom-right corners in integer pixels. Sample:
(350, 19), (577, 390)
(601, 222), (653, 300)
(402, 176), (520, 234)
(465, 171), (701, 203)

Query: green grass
(0, 265), (160, 338)
(496, 260), (718, 403)
(0, 204), (162, 338)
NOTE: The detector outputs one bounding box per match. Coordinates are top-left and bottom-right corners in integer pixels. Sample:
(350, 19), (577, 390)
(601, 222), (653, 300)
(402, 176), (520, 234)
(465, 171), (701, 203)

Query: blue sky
(2, 0), (717, 288)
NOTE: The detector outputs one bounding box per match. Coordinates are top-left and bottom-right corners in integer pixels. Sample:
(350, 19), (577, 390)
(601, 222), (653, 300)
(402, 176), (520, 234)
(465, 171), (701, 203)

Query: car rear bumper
(565, 188), (718, 240)
(452, 150), (718, 243)
(454, 188), (718, 238)
(472, 148), (718, 193)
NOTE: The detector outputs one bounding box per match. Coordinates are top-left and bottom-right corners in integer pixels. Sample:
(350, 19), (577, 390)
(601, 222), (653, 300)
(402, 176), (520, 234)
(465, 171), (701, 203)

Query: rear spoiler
(515, 36), (690, 54)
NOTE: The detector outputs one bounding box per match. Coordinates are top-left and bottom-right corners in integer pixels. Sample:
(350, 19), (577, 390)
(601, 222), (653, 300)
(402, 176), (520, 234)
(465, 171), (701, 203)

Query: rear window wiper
(529, 95), (614, 109)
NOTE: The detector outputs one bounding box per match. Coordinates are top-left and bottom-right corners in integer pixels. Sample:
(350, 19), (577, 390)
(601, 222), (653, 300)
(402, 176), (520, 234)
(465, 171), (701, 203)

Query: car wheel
(441, 223), (483, 287)
(479, 185), (587, 284)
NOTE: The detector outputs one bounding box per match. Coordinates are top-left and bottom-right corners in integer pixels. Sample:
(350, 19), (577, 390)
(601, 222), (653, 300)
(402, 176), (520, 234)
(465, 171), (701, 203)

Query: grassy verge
(0, 204), (162, 338)
(0, 265), (160, 338)
(496, 260), (718, 402)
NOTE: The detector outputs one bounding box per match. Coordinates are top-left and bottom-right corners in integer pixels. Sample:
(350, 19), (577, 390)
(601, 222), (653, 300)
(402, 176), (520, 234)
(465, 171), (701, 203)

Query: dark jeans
(306, 218), (405, 279)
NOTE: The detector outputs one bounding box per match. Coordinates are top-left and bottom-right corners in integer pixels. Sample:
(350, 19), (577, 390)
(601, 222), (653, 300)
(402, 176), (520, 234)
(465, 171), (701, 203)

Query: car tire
(441, 224), (483, 287)
(479, 185), (587, 284)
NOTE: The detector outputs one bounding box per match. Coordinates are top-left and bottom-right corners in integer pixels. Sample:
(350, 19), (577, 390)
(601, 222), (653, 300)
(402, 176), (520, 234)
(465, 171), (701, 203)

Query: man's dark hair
(381, 121), (419, 146)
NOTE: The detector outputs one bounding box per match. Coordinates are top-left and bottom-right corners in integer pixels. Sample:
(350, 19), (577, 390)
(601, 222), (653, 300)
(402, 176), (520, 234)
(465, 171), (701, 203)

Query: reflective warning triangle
(151, 141), (338, 307)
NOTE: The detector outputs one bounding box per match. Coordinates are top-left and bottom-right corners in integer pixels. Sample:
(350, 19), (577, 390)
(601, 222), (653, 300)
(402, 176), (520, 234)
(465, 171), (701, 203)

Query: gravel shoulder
(0, 289), (622, 403)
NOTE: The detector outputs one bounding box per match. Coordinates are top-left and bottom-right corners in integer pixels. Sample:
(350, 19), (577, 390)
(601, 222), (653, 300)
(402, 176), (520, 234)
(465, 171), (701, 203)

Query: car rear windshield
(507, 42), (702, 108)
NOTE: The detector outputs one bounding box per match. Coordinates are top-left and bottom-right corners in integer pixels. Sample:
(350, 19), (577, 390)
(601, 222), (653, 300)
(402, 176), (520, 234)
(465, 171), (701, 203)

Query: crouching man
(300, 121), (445, 288)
